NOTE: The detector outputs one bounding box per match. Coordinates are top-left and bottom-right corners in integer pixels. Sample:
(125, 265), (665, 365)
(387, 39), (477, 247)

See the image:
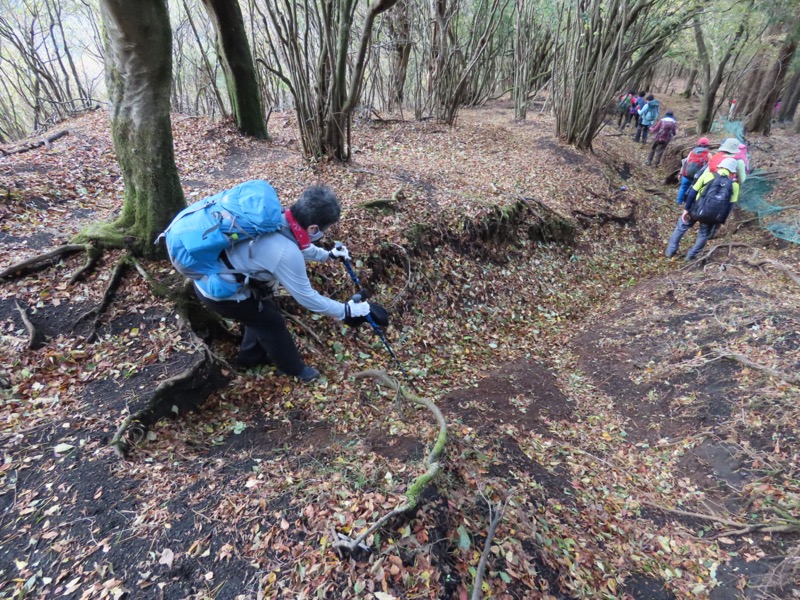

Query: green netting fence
(712, 119), (798, 245)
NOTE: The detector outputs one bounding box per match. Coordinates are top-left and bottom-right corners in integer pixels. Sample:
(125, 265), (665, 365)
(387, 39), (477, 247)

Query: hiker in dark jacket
(646, 111), (678, 166)
(666, 158), (740, 261)
(630, 92), (646, 129)
(676, 138), (711, 204)
(616, 90), (636, 129)
(633, 95), (659, 144)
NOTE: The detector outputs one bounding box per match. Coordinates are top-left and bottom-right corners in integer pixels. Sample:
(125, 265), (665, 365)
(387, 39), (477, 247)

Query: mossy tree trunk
(200, 0), (268, 139)
(96, 0), (185, 258)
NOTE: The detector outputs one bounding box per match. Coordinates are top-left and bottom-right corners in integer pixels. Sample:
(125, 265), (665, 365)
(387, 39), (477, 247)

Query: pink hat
(698, 137), (710, 146)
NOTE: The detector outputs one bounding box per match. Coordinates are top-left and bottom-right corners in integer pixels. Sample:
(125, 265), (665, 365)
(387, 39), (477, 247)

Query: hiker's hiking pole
(335, 242), (414, 383)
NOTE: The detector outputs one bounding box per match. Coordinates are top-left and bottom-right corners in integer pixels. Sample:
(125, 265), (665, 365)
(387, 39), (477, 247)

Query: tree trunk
(387, 0), (412, 112)
(746, 33), (798, 134)
(778, 69), (800, 122)
(200, 0), (268, 139)
(98, 0), (185, 257)
(681, 69), (697, 97)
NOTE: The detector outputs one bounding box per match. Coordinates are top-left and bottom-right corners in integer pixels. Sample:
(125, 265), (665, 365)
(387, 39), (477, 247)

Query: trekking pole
(336, 243), (415, 385)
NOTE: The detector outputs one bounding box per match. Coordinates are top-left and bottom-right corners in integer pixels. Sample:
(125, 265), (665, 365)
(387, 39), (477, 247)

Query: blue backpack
(160, 180), (284, 300)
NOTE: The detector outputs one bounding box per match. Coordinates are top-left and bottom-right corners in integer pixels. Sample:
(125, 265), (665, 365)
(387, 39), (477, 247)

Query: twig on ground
(681, 242), (756, 270)
(281, 311), (323, 351)
(13, 301), (45, 350)
(332, 369), (447, 556)
(472, 498), (505, 600)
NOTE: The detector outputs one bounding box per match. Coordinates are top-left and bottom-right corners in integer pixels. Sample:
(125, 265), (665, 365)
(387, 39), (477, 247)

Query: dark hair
(665, 111), (674, 118)
(628, 89), (636, 95)
(646, 94), (655, 101)
(638, 91), (645, 97)
(290, 185), (341, 230)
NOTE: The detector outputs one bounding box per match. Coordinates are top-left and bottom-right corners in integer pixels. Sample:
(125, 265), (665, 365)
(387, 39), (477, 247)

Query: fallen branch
(332, 369), (447, 556)
(0, 244), (89, 280)
(743, 259), (800, 287)
(640, 500), (800, 537)
(472, 499), (505, 600)
(681, 243), (755, 270)
(281, 311), (324, 351)
(717, 352), (800, 386)
(0, 130), (69, 156)
(14, 301), (45, 350)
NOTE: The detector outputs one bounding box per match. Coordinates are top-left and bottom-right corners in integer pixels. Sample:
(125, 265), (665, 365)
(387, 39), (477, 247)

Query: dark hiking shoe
(235, 356), (274, 371)
(276, 365), (320, 383)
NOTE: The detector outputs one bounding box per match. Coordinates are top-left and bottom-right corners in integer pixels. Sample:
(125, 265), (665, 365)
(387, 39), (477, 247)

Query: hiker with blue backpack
(633, 95), (659, 144)
(665, 157), (740, 261)
(162, 181), (387, 383)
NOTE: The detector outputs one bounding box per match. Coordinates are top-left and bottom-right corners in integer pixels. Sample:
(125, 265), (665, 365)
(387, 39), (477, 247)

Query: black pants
(195, 286), (305, 375)
(633, 123), (649, 144)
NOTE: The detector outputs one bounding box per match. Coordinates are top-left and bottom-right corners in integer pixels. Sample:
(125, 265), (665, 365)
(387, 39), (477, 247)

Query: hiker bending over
(665, 158), (739, 261)
(646, 111), (677, 166)
(676, 137), (710, 204)
(165, 181), (385, 383)
(633, 94), (659, 144)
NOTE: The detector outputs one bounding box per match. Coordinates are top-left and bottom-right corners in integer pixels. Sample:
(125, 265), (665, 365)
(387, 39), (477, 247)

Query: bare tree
(386, 0), (413, 112)
(90, 0), (185, 256)
(694, 11), (748, 133)
(261, 0), (399, 160)
(513, 0), (553, 120)
(200, 0), (268, 138)
(551, 0), (692, 150)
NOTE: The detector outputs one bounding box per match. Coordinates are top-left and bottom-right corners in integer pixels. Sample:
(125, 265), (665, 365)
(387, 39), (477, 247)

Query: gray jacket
(195, 217), (346, 320)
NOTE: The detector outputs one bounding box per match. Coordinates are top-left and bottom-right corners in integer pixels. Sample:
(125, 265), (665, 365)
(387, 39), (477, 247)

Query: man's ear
(307, 224), (320, 235)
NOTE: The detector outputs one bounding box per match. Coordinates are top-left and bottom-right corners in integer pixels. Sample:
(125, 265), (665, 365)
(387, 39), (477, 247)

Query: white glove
(345, 299), (371, 319)
(329, 243), (350, 261)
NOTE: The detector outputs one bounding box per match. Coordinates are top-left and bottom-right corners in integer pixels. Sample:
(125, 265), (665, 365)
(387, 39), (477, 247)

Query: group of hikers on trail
(667, 136), (749, 260)
(614, 90), (750, 261)
(616, 90), (677, 166)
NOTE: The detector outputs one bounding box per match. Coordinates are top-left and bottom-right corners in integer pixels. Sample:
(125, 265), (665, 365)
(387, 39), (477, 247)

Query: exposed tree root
(13, 301), (45, 350)
(0, 244), (90, 280)
(73, 256), (131, 342)
(109, 338), (225, 458)
(0, 130), (69, 156)
(572, 208), (635, 227)
(472, 498), (506, 600)
(717, 352), (800, 386)
(68, 245), (102, 285)
(332, 369), (448, 557)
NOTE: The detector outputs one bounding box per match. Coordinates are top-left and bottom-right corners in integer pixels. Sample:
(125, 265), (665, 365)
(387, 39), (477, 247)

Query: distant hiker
(616, 90), (636, 129)
(666, 157), (740, 261)
(629, 91), (647, 129)
(676, 137), (711, 204)
(705, 137), (748, 184)
(634, 95), (659, 143)
(728, 99), (737, 120)
(163, 181), (385, 383)
(646, 111), (678, 166)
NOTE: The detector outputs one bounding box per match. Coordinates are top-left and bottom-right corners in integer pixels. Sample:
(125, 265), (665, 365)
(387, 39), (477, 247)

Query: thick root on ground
(0, 244), (91, 280)
(332, 369), (448, 557)
(73, 256), (131, 342)
(109, 341), (226, 458)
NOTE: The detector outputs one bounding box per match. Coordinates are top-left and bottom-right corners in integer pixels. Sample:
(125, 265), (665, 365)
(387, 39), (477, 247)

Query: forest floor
(0, 97), (799, 600)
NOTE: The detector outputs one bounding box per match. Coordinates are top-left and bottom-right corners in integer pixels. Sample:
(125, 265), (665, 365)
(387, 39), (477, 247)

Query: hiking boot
(276, 365), (320, 383)
(235, 355), (274, 371)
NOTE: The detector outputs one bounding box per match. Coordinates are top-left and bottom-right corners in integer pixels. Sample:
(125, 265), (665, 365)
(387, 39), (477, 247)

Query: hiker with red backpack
(676, 137), (711, 204)
(646, 111), (678, 166)
(622, 91), (646, 131)
(704, 137), (748, 184)
(665, 157), (740, 261)
(162, 181), (388, 383)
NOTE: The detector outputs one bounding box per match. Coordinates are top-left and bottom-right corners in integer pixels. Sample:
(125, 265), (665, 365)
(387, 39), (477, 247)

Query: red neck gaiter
(284, 209), (311, 250)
